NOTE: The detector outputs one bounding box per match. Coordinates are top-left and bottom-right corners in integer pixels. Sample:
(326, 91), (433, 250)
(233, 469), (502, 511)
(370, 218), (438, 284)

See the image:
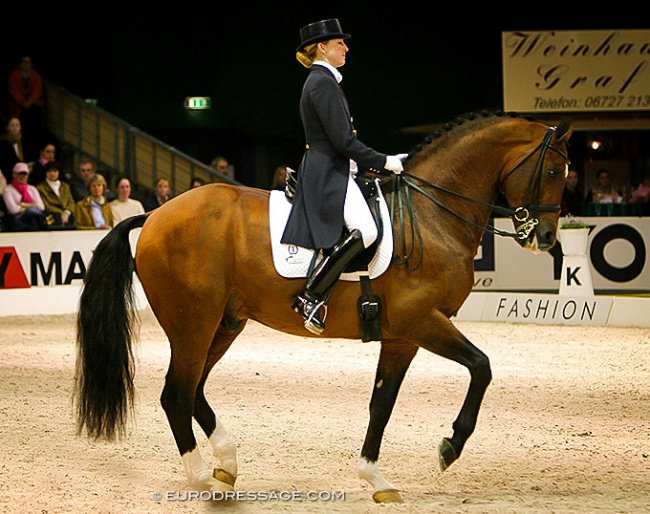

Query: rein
(388, 126), (569, 270)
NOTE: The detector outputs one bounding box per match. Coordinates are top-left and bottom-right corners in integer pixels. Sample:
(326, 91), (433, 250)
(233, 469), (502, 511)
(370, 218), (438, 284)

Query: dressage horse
(74, 111), (572, 503)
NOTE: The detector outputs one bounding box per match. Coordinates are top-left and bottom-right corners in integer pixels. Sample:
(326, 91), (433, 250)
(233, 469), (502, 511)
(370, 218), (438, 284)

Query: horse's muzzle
(534, 219), (558, 251)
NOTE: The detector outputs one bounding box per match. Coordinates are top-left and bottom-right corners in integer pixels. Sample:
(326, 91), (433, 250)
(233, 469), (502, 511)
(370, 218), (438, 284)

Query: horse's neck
(418, 145), (503, 242)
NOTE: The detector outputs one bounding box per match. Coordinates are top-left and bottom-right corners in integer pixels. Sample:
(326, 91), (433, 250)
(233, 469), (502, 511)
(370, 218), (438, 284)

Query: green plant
(560, 215), (588, 229)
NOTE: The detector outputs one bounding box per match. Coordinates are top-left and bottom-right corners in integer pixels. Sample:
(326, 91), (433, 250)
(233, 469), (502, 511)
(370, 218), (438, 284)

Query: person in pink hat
(2, 161), (46, 231)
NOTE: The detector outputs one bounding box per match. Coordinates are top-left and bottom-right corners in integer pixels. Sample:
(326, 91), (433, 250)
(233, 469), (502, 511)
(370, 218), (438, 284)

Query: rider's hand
(384, 154), (408, 174)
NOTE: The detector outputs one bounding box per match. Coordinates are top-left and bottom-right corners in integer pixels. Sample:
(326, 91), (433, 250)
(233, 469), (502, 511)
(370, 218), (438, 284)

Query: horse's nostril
(537, 230), (556, 248)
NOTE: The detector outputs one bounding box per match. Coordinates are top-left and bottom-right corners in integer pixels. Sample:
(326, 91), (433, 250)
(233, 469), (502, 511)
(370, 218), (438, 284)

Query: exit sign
(184, 96), (212, 110)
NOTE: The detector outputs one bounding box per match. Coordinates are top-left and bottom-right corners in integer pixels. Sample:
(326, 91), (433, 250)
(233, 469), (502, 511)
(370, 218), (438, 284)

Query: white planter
(559, 228), (589, 256)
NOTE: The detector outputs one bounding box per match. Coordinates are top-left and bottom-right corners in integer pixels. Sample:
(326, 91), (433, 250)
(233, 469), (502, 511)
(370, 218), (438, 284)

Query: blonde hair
(296, 43), (318, 69)
(87, 173), (107, 190)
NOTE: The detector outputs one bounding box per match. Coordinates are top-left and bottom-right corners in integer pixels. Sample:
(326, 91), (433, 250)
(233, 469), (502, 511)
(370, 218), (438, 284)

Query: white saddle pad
(269, 187), (393, 281)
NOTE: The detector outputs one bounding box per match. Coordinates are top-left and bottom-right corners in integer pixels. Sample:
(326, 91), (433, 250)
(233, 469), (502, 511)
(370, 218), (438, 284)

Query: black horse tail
(74, 213), (149, 440)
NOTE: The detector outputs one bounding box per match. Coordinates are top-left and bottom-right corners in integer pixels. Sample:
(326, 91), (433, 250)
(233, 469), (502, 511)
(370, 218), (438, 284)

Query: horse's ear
(553, 119), (573, 144)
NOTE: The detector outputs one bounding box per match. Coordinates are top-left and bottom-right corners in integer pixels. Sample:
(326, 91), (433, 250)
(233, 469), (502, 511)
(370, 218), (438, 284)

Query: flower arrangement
(560, 215), (588, 229)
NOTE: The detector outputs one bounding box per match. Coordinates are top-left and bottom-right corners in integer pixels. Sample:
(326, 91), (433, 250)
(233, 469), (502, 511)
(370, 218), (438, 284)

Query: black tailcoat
(281, 65), (386, 250)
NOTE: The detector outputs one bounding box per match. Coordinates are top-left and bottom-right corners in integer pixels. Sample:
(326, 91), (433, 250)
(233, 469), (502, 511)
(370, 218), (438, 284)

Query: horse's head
(500, 119), (573, 251)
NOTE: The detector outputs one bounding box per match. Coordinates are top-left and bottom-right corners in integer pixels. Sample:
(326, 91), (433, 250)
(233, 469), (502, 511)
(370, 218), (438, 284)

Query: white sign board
(502, 29), (650, 112)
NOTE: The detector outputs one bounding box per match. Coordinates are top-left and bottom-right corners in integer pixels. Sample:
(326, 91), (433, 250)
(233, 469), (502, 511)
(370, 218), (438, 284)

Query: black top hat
(297, 18), (351, 52)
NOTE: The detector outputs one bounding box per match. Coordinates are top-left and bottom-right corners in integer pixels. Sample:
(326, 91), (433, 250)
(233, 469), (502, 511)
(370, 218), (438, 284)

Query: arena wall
(1, 218), (648, 326)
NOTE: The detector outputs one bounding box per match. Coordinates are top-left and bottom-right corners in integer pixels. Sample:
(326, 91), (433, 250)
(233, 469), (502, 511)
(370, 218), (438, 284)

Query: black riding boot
(292, 229), (365, 335)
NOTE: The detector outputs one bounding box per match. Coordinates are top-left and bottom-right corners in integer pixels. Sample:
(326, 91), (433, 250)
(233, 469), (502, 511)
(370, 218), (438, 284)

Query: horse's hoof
(438, 437), (458, 472)
(213, 468), (236, 488)
(372, 489), (403, 503)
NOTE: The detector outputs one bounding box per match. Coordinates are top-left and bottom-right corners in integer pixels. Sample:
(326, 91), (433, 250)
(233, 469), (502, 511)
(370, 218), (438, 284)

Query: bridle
(388, 126), (570, 270)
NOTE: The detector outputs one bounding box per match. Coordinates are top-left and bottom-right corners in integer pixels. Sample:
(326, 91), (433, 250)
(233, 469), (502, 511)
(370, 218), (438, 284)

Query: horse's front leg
(359, 340), (419, 503)
(422, 312), (492, 471)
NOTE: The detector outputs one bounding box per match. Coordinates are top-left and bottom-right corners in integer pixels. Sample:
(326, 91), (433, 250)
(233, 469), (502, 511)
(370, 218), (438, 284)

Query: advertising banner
(502, 30), (650, 112)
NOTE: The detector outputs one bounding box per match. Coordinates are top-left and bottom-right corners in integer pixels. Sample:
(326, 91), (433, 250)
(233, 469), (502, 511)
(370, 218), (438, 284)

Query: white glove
(384, 153), (408, 174)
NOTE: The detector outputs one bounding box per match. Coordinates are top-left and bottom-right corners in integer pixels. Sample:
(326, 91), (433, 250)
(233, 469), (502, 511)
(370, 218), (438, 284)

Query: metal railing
(42, 80), (239, 196)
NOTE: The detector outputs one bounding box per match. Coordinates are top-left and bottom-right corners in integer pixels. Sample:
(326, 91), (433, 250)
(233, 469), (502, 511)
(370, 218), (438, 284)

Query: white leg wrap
(358, 457), (397, 493)
(181, 448), (212, 486)
(208, 418), (238, 478)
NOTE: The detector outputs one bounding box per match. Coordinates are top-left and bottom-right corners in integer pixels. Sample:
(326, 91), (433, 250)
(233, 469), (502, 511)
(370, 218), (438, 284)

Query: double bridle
(388, 126), (570, 270)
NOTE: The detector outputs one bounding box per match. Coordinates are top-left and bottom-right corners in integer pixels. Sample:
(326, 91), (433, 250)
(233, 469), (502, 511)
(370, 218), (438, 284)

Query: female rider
(281, 18), (406, 334)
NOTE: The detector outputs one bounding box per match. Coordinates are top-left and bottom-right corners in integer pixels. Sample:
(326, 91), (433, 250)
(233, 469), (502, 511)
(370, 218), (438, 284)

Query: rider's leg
(293, 176), (378, 334)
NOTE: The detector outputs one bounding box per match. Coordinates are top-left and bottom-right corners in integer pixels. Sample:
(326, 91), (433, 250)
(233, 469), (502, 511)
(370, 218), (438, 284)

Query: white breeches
(344, 175), (378, 249)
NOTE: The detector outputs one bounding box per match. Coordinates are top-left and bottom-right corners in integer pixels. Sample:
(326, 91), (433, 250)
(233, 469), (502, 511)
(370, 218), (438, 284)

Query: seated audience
(69, 157), (97, 202)
(37, 161), (76, 228)
(0, 117), (25, 184)
(629, 174), (650, 204)
(75, 173), (113, 229)
(143, 177), (172, 211)
(560, 168), (583, 216)
(7, 55), (44, 152)
(0, 171), (7, 230)
(110, 176), (145, 224)
(2, 162), (46, 231)
(189, 175), (206, 189)
(211, 155), (229, 174)
(585, 169), (622, 204)
(271, 165), (288, 191)
(29, 141), (57, 186)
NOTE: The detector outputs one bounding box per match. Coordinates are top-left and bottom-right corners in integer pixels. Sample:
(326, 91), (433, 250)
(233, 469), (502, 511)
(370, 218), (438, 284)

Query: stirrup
(292, 294), (327, 335)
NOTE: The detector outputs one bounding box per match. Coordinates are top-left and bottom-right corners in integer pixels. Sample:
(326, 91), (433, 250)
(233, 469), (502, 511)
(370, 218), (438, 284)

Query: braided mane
(406, 110), (539, 159)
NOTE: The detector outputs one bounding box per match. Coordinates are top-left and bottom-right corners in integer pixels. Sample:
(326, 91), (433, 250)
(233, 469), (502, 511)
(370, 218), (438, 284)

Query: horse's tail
(74, 213), (149, 440)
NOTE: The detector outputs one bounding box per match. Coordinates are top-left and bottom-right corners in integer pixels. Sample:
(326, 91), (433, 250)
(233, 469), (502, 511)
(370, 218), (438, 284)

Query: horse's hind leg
(161, 321), (240, 492)
(161, 356), (219, 490)
(359, 340), (419, 504)
(192, 320), (247, 489)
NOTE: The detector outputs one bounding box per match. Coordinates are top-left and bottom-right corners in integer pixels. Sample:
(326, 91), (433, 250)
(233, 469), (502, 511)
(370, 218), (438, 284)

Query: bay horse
(74, 111), (572, 503)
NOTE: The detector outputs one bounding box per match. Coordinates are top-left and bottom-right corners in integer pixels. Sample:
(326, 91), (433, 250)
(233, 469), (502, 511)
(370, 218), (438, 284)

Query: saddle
(283, 167), (383, 273)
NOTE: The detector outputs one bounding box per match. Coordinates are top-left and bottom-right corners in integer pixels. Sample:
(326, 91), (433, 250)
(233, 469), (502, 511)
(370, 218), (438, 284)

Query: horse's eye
(547, 168), (560, 179)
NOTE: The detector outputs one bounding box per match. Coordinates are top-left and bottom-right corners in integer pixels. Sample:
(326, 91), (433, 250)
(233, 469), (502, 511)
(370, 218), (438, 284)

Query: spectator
(69, 157), (97, 202)
(2, 162), (45, 231)
(0, 171), (7, 230)
(271, 165), (288, 191)
(74, 173), (113, 229)
(29, 141), (57, 186)
(560, 168), (583, 216)
(7, 55), (43, 152)
(143, 177), (172, 211)
(0, 117), (26, 183)
(629, 174), (650, 206)
(36, 161), (76, 227)
(189, 175), (207, 189)
(585, 169), (621, 204)
(110, 176), (145, 224)
(211, 155), (234, 180)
